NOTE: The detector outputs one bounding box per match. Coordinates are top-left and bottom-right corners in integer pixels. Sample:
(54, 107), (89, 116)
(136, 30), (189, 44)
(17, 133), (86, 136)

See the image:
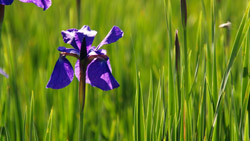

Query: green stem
(183, 28), (188, 95)
(79, 38), (87, 141)
(76, 0), (81, 28)
(78, 60), (86, 140)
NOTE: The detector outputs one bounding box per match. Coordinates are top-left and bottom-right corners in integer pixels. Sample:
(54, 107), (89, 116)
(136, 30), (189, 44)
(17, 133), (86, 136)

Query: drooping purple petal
(61, 29), (79, 50)
(0, 68), (8, 78)
(46, 56), (74, 89)
(19, 0), (52, 10)
(0, 0), (13, 5)
(96, 26), (124, 49)
(76, 25), (97, 52)
(57, 46), (80, 56)
(75, 49), (108, 82)
(86, 58), (119, 91)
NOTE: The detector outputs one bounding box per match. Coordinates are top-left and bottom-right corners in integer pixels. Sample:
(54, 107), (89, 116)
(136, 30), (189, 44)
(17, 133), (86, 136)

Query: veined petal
(46, 56), (74, 89)
(61, 29), (79, 50)
(0, 0), (13, 5)
(74, 49), (108, 82)
(87, 48), (107, 56)
(19, 0), (52, 10)
(86, 58), (119, 91)
(74, 57), (116, 91)
(58, 46), (80, 56)
(76, 25), (97, 52)
(75, 59), (80, 81)
(61, 25), (97, 52)
(96, 26), (124, 49)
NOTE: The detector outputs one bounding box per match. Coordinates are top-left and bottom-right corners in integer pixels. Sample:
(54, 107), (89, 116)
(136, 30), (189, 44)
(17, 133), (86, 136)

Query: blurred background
(0, 0), (250, 140)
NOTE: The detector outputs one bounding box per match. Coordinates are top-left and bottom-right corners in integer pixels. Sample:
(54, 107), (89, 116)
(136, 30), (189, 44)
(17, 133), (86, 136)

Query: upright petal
(61, 29), (79, 50)
(61, 25), (97, 52)
(76, 25), (97, 52)
(96, 26), (124, 49)
(47, 56), (74, 89)
(0, 0), (13, 5)
(19, 0), (52, 10)
(86, 58), (119, 91)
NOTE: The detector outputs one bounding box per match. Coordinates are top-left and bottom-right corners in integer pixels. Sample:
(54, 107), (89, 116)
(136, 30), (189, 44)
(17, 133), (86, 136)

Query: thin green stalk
(212, 0), (218, 104)
(76, 0), (81, 28)
(175, 30), (181, 141)
(183, 28), (188, 95)
(0, 5), (4, 41)
(163, 0), (175, 139)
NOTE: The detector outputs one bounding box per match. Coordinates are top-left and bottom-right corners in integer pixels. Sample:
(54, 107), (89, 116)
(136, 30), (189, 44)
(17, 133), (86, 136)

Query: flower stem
(76, 0), (81, 28)
(78, 59), (86, 140)
(0, 5), (4, 45)
(78, 38), (87, 140)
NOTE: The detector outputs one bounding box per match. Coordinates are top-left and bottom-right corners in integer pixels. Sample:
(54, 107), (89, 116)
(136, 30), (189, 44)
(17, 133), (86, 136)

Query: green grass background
(0, 0), (250, 140)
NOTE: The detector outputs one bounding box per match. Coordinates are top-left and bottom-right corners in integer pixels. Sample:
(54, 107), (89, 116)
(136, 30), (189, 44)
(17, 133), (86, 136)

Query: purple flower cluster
(47, 25), (124, 91)
(0, 0), (51, 10)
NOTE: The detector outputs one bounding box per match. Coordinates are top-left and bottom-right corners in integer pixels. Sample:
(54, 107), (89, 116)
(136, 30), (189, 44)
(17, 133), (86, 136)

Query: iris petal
(57, 46), (80, 56)
(47, 56), (74, 89)
(74, 58), (118, 91)
(76, 25), (97, 52)
(61, 25), (97, 52)
(19, 0), (52, 10)
(86, 58), (119, 91)
(0, 0), (13, 5)
(61, 29), (79, 50)
(74, 59), (80, 81)
(75, 49), (108, 82)
(96, 26), (124, 49)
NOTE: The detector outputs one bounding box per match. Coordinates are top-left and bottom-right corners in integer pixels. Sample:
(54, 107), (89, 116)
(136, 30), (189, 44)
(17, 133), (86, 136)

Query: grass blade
(209, 3), (250, 140)
(134, 72), (145, 141)
(146, 71), (153, 141)
(44, 108), (53, 141)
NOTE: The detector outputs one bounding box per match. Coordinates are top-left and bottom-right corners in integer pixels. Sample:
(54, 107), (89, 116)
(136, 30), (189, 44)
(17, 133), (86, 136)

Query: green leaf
(44, 108), (53, 141)
(146, 71), (153, 141)
(134, 72), (145, 141)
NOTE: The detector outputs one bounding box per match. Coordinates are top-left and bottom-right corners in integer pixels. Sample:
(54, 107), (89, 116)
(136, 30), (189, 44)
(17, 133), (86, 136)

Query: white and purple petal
(61, 25), (97, 52)
(76, 25), (97, 52)
(19, 0), (51, 10)
(96, 26), (124, 49)
(61, 29), (79, 50)
(57, 46), (80, 56)
(46, 56), (74, 89)
(0, 0), (13, 5)
(74, 59), (80, 81)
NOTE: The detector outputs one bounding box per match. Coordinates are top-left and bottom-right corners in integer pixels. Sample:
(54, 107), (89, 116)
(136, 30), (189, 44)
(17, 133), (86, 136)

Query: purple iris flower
(47, 25), (124, 91)
(0, 0), (51, 10)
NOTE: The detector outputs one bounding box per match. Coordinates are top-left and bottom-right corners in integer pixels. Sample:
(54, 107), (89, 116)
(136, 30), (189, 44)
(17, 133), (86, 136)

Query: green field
(1, 0), (250, 140)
